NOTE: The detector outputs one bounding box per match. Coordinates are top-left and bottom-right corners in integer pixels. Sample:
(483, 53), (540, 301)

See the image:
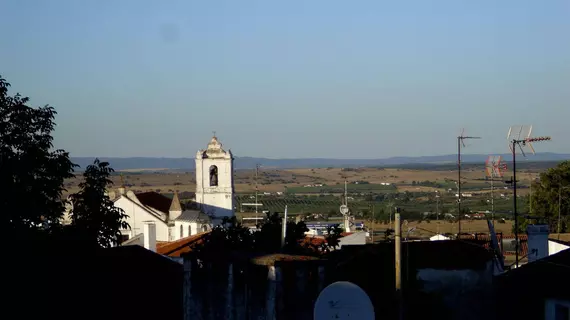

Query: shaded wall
(183, 256), (328, 320)
(9, 246), (183, 320)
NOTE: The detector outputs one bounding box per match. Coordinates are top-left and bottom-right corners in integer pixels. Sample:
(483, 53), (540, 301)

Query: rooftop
(156, 232), (210, 257)
(136, 191), (176, 214)
(175, 210), (211, 223)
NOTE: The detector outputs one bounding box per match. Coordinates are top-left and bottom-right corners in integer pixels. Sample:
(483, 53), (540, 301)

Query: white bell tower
(195, 134), (235, 222)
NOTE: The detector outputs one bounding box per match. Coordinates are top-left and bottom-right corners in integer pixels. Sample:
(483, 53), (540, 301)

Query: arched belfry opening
(209, 165), (218, 187)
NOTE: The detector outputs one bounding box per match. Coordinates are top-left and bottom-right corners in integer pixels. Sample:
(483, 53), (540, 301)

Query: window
(209, 165), (218, 186)
(188, 225), (192, 236)
(180, 224), (183, 238)
(202, 224), (208, 232)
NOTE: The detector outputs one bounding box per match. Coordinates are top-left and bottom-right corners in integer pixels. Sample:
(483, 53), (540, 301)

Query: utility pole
(281, 205), (288, 248)
(436, 191), (440, 235)
(255, 164), (260, 214)
(344, 180), (348, 206)
(559, 188), (562, 236)
(371, 204), (375, 243)
(559, 186), (569, 239)
(394, 208), (402, 320)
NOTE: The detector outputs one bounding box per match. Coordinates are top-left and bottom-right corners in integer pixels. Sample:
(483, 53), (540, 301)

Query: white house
(195, 135), (235, 222)
(430, 234), (450, 241)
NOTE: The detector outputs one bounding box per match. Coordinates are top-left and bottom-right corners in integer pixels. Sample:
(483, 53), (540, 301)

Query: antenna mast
(507, 125), (551, 268)
(457, 129), (481, 237)
(485, 155), (507, 226)
(255, 164), (260, 214)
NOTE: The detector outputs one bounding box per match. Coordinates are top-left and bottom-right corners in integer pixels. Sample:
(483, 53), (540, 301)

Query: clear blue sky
(1, 0), (569, 158)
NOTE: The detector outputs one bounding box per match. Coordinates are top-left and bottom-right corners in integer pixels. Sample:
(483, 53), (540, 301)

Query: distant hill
(70, 152), (570, 171)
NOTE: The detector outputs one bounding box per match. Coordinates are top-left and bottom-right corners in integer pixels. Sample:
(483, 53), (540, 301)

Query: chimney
(143, 221), (156, 252)
(527, 224), (549, 262)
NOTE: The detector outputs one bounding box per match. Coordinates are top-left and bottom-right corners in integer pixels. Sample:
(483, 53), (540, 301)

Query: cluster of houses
(57, 135), (570, 320)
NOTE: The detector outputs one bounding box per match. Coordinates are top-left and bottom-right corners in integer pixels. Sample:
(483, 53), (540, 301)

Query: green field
(286, 183), (397, 194)
(235, 193), (525, 218)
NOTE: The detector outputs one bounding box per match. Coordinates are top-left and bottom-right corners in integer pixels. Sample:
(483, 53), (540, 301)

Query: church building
(64, 134), (235, 245)
(195, 135), (235, 222)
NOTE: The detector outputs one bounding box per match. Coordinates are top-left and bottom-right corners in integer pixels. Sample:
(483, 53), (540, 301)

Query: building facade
(195, 135), (235, 221)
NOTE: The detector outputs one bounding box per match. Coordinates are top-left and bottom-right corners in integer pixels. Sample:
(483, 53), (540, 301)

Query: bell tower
(195, 134), (234, 222)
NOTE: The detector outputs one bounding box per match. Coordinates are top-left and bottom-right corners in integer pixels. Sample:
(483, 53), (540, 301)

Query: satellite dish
(339, 205), (349, 215)
(314, 281), (374, 320)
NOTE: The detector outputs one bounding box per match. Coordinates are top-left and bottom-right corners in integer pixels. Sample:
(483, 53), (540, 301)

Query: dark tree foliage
(69, 159), (129, 248)
(190, 212), (348, 260)
(0, 75), (76, 238)
(528, 160), (570, 232)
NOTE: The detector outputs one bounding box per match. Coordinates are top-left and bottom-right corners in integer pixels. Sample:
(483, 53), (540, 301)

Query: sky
(1, 0), (569, 159)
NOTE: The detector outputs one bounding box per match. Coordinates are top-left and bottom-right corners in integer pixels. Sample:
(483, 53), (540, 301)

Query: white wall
(195, 152), (235, 219)
(548, 240), (569, 256)
(174, 221), (201, 240)
(114, 197), (169, 242)
(338, 232), (367, 248)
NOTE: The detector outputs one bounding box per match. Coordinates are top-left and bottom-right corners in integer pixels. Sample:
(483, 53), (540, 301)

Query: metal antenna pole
(458, 136), (462, 236)
(512, 140), (519, 268)
(456, 130), (480, 238)
(506, 124), (551, 269)
(491, 178), (495, 226)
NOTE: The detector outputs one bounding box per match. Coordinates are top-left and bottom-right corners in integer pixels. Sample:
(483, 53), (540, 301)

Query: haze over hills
(70, 152), (570, 171)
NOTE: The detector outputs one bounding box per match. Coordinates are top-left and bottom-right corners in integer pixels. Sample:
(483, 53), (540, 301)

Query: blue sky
(1, 0), (569, 158)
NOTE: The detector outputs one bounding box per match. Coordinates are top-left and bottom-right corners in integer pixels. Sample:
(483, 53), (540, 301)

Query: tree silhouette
(0, 75), (76, 239)
(68, 159), (130, 248)
(1, 75), (127, 249)
(528, 160), (570, 232)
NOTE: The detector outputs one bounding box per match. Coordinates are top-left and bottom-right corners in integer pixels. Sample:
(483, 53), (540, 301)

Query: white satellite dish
(314, 281), (374, 320)
(339, 205), (349, 215)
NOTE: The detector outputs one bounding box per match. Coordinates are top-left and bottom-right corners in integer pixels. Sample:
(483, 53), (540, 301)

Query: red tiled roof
(135, 192), (173, 214)
(302, 233), (352, 248)
(156, 232), (210, 257)
(302, 236), (327, 246)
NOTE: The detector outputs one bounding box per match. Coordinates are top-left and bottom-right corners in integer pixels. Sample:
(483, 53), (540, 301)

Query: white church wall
(114, 197), (169, 242)
(173, 221), (201, 240)
(195, 136), (235, 220)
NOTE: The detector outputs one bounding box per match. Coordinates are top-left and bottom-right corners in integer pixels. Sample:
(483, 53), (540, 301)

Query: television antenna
(314, 281), (374, 320)
(485, 155), (507, 225)
(457, 128), (481, 237)
(507, 125), (551, 268)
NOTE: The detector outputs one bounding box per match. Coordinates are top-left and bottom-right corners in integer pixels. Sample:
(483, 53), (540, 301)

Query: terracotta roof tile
(135, 192), (173, 214)
(156, 232), (210, 257)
